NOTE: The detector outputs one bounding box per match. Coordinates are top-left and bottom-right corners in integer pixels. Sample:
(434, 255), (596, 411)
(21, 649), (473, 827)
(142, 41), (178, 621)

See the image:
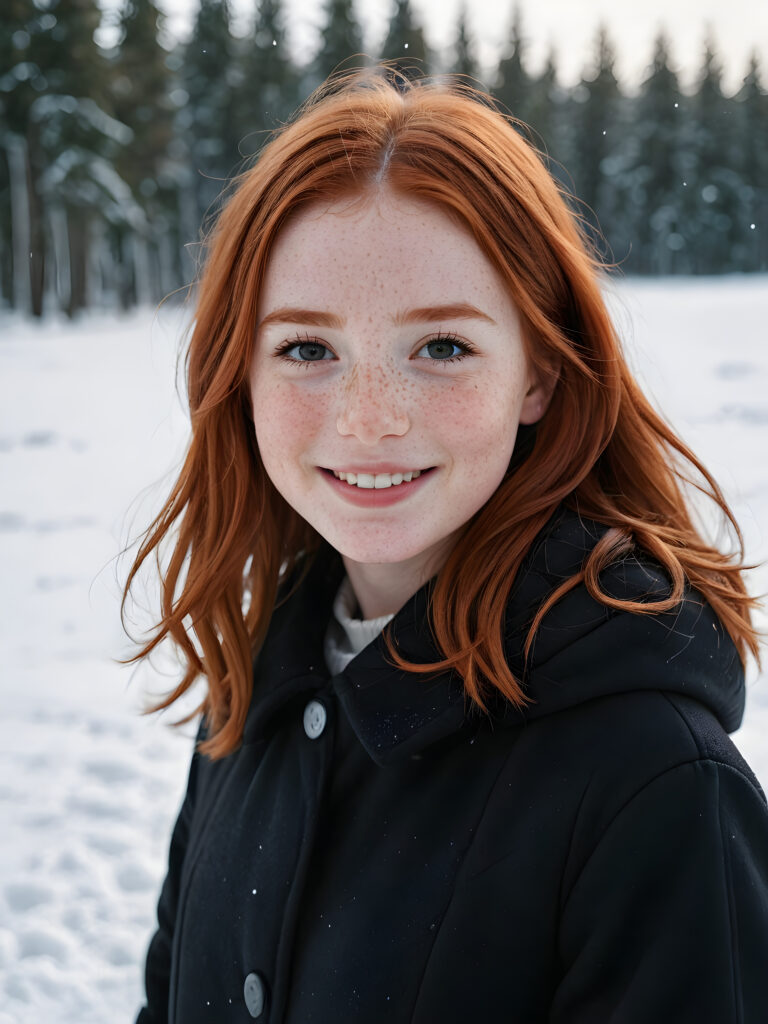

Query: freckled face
(249, 188), (547, 572)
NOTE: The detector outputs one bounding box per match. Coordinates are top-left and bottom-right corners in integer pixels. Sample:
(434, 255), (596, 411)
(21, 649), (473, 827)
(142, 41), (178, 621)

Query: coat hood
(244, 505), (745, 766)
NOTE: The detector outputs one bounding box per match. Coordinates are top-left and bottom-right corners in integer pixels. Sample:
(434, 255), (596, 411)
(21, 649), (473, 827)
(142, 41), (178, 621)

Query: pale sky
(99, 0), (768, 93)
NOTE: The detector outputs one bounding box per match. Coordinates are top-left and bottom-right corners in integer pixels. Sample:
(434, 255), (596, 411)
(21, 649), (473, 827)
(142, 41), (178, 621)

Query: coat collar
(242, 537), (470, 764)
(242, 506), (744, 765)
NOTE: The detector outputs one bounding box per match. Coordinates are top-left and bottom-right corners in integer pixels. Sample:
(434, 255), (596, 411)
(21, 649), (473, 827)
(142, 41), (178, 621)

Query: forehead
(258, 189), (512, 318)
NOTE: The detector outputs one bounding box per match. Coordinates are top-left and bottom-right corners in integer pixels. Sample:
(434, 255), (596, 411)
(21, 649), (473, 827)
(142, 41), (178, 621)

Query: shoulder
(512, 689), (763, 817)
(570, 689), (764, 833)
(468, 691), (768, 904)
(480, 689), (765, 857)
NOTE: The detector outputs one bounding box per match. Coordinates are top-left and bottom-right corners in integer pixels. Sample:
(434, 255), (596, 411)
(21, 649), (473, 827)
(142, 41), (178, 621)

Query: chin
(332, 526), (458, 569)
(336, 547), (421, 567)
(326, 535), (429, 567)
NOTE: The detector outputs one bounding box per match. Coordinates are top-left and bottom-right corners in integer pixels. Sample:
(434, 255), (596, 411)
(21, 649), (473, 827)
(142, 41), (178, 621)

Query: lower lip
(319, 467), (436, 507)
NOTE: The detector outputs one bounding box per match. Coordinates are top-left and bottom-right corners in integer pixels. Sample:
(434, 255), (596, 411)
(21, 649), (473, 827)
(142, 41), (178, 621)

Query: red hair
(122, 67), (761, 759)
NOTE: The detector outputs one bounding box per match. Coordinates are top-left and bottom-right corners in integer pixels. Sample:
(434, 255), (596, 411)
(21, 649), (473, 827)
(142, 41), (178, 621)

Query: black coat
(137, 507), (768, 1023)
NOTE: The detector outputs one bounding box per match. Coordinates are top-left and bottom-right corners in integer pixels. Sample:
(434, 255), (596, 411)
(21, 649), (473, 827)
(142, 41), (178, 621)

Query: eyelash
(273, 331), (477, 368)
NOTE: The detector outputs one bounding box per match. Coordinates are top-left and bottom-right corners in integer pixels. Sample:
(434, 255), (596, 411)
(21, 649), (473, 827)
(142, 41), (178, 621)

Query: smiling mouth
(323, 468), (435, 489)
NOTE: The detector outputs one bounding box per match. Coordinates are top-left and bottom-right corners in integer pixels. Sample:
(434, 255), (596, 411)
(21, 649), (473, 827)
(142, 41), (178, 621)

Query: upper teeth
(332, 470), (423, 489)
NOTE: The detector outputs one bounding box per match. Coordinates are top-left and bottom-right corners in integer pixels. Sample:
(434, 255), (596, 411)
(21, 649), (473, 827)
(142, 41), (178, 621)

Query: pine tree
(445, 3), (480, 84)
(519, 49), (576, 211)
(493, 4), (532, 126)
(733, 53), (767, 270)
(181, 0), (240, 230)
(682, 35), (741, 273)
(623, 32), (686, 273)
(378, 0), (431, 82)
(237, 0), (303, 160)
(111, 0), (175, 205)
(28, 0), (104, 98)
(568, 24), (625, 262)
(23, 0), (137, 316)
(0, 0), (39, 311)
(111, 0), (182, 306)
(306, 0), (366, 94)
(525, 47), (559, 156)
(0, 2), (36, 139)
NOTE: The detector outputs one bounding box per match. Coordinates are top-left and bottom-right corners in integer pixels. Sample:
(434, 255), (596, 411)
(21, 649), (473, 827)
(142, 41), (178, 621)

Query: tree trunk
(6, 134), (32, 315)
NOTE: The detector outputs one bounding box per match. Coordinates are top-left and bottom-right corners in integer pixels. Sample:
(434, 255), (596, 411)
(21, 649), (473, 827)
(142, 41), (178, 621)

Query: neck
(342, 538), (454, 619)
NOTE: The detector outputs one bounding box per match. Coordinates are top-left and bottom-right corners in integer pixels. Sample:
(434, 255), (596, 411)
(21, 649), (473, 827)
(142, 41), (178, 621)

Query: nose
(336, 364), (410, 444)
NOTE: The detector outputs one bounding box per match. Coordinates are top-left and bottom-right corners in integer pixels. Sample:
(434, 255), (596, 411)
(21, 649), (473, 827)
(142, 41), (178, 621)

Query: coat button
(303, 699), (326, 739)
(243, 971), (266, 1017)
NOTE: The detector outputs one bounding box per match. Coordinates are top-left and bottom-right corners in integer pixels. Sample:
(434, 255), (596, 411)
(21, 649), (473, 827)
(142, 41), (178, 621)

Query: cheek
(252, 379), (329, 458)
(424, 375), (525, 466)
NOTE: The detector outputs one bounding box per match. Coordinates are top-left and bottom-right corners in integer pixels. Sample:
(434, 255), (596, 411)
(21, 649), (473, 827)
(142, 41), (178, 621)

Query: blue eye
(275, 338), (335, 365)
(416, 334), (473, 363)
(273, 331), (475, 367)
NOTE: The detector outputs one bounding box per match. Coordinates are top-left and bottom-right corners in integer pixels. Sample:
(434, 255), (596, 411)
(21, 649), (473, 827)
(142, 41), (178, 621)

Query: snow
(0, 305), (196, 1022)
(1, 277), (767, 1020)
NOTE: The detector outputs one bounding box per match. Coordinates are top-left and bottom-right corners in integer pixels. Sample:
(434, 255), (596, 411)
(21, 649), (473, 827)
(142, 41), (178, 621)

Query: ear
(518, 363), (559, 426)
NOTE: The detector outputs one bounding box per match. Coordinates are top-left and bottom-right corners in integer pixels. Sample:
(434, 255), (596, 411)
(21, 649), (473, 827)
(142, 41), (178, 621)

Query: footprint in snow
(83, 758), (138, 784)
(17, 926), (71, 963)
(85, 832), (131, 856)
(67, 794), (127, 820)
(715, 361), (758, 379)
(4, 882), (54, 912)
(21, 431), (57, 447)
(35, 575), (76, 591)
(0, 512), (24, 532)
(115, 861), (155, 893)
(720, 403), (768, 425)
(104, 940), (134, 967)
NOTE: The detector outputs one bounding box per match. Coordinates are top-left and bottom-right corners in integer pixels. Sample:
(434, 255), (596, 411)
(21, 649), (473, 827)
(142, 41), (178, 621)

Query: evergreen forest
(1, 0), (766, 317)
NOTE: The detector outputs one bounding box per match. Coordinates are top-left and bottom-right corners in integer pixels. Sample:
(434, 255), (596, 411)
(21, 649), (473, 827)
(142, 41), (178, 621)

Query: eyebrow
(257, 302), (496, 331)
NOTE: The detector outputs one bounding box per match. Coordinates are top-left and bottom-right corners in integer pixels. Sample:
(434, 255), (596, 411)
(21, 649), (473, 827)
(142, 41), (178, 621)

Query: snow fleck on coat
(136, 507), (768, 1023)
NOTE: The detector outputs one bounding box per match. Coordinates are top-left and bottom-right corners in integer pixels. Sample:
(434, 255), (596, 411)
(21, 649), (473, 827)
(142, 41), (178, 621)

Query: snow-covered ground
(1, 276), (767, 1021)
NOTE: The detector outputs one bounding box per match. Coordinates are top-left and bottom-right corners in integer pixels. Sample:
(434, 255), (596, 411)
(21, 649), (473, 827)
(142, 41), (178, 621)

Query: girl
(128, 68), (768, 1022)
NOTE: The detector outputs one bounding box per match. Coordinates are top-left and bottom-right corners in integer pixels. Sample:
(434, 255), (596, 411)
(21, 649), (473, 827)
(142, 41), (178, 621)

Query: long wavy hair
(122, 66), (761, 759)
